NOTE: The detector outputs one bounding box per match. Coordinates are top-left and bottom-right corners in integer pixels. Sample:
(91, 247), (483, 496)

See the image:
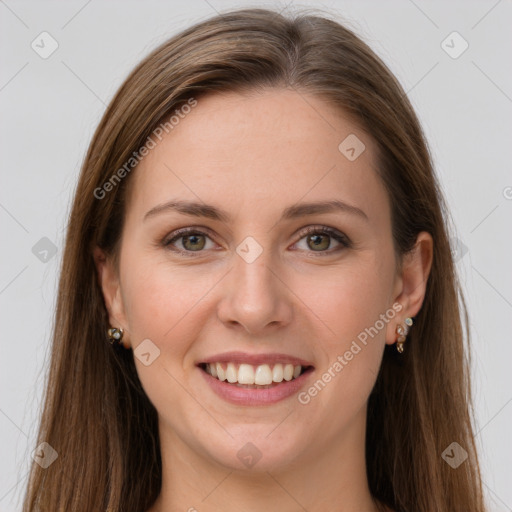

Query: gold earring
(396, 317), (413, 353)
(107, 327), (125, 348)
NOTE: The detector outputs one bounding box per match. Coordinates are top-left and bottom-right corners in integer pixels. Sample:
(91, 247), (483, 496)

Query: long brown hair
(23, 7), (486, 512)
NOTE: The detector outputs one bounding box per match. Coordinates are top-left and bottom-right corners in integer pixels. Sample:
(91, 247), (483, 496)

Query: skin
(95, 88), (433, 512)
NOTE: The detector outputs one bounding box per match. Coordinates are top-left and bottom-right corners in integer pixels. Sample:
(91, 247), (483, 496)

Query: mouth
(198, 362), (313, 389)
(196, 353), (315, 405)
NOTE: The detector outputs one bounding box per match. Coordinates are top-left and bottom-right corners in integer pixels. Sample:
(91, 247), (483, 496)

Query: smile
(197, 353), (315, 405)
(200, 362), (306, 387)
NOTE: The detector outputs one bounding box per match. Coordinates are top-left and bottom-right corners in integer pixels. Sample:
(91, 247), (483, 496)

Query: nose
(216, 247), (294, 335)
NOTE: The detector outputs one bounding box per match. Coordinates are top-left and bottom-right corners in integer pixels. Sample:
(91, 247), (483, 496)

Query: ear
(93, 246), (130, 348)
(386, 231), (433, 345)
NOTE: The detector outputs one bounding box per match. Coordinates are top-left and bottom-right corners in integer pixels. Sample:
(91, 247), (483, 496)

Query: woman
(23, 7), (487, 512)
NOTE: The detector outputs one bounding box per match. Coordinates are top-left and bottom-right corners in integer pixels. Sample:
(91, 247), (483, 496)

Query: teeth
(216, 363), (226, 381)
(283, 364), (294, 381)
(272, 364), (284, 382)
(226, 363), (237, 383)
(238, 364), (255, 384)
(254, 364), (272, 385)
(205, 362), (304, 385)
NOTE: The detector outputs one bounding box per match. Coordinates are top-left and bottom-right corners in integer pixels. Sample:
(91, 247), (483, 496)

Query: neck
(149, 407), (381, 512)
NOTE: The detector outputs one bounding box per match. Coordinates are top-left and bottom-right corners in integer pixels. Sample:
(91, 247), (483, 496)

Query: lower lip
(199, 366), (314, 405)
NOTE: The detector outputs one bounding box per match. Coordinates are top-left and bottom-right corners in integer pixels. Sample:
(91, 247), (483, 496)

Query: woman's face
(99, 88), (409, 472)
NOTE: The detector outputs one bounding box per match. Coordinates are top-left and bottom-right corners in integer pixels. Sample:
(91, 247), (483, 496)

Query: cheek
(291, 256), (393, 408)
(121, 251), (196, 336)
(119, 255), (217, 412)
(293, 257), (393, 344)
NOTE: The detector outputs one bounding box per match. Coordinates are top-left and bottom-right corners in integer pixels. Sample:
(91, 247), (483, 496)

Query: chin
(197, 427), (307, 473)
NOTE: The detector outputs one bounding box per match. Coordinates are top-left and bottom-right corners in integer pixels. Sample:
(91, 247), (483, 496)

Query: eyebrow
(143, 199), (368, 223)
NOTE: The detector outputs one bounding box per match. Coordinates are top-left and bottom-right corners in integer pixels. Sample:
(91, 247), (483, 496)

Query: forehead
(127, 88), (388, 226)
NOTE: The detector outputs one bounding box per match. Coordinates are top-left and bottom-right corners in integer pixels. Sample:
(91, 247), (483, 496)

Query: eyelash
(162, 225), (351, 257)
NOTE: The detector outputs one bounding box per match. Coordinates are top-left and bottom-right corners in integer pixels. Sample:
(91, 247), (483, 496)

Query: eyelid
(162, 225), (214, 239)
(161, 226), (219, 255)
(292, 225), (351, 252)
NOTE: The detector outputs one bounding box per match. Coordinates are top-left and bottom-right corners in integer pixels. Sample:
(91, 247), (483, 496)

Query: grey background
(1, 0), (511, 510)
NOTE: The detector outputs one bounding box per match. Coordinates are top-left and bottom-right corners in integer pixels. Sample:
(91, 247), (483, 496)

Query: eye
(293, 226), (351, 255)
(163, 227), (217, 255)
(162, 225), (351, 257)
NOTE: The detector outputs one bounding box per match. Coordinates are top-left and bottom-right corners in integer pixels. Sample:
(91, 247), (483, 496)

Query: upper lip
(198, 351), (314, 367)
